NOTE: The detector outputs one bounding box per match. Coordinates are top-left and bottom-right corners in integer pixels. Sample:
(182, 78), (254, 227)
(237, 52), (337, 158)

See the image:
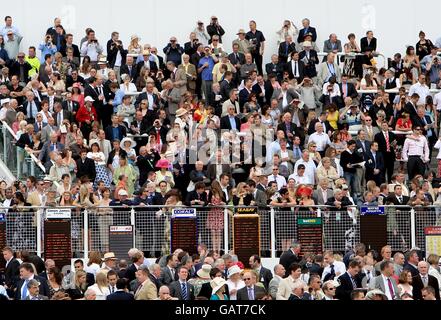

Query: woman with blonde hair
(316, 157), (340, 187)
(12, 112), (25, 134)
(232, 182), (252, 206)
(87, 270), (110, 300)
(66, 270), (88, 300)
(128, 35), (142, 55)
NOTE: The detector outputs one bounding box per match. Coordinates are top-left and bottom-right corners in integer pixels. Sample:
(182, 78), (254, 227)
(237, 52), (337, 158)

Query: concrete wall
(7, 0), (441, 64)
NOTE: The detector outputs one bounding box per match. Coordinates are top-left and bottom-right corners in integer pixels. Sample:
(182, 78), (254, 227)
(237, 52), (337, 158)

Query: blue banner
(360, 206), (385, 215)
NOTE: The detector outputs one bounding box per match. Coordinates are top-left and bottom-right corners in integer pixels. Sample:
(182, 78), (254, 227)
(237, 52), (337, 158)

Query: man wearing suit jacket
(228, 43), (246, 86)
(219, 72), (234, 103)
(135, 82), (160, 109)
(169, 267), (195, 300)
(15, 263), (50, 300)
(40, 117), (58, 144)
(23, 279), (49, 300)
(368, 260), (401, 300)
(386, 184), (410, 206)
(279, 241), (302, 277)
(160, 254), (178, 286)
(2, 247), (20, 295)
(38, 133), (64, 166)
(106, 278), (135, 301)
(62, 92), (80, 117)
(136, 50), (158, 76)
(360, 31), (377, 52)
(307, 112), (333, 136)
(249, 255), (273, 291)
(237, 271), (266, 300)
(299, 43), (319, 78)
(53, 102), (72, 127)
(317, 53), (342, 87)
(277, 112), (302, 144)
(278, 35), (297, 64)
(412, 261), (441, 300)
(272, 80), (300, 112)
(339, 75), (358, 100)
(119, 56), (138, 81)
(323, 34), (342, 55)
(285, 51), (305, 82)
(76, 149), (96, 181)
(313, 179), (334, 205)
(185, 182), (208, 207)
(365, 141), (385, 186)
(374, 122), (397, 183)
(297, 19), (317, 43)
(335, 260), (362, 301)
(21, 91), (41, 122)
(248, 180), (267, 208)
(167, 61), (187, 96)
(134, 265), (157, 300)
(265, 55), (284, 83)
(220, 105), (241, 130)
(178, 54), (197, 94)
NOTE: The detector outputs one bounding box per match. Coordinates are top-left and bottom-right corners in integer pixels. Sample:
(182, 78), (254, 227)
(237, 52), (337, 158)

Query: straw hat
(175, 108), (188, 118)
(227, 265), (243, 278)
(303, 41), (312, 47)
(210, 277), (227, 296)
(196, 264), (212, 279)
(102, 252), (117, 261)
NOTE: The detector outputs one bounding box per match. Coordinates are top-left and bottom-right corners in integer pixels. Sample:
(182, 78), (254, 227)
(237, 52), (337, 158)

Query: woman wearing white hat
(188, 264), (212, 297)
(120, 137), (137, 165)
(226, 265), (245, 300)
(128, 35), (141, 55)
(210, 277), (228, 300)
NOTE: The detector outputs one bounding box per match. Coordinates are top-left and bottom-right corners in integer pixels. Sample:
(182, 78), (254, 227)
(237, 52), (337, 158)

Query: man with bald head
(268, 264), (286, 299)
(412, 261), (440, 300)
(157, 285), (178, 300)
(39, 131), (64, 169)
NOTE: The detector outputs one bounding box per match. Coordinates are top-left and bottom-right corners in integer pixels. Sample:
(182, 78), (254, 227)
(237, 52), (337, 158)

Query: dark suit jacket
(228, 52), (245, 66)
(119, 64), (139, 81)
(299, 50), (319, 78)
(365, 150), (385, 183)
(21, 100), (42, 119)
(285, 60), (305, 81)
(385, 195), (410, 206)
(220, 115), (241, 131)
(251, 189), (268, 208)
(159, 267), (177, 286)
(403, 263), (419, 278)
(16, 132), (34, 149)
(75, 157), (96, 181)
(4, 258), (20, 289)
(355, 139), (371, 156)
(360, 37), (377, 52)
(124, 263), (138, 283)
(277, 122), (301, 142)
(61, 100), (80, 114)
(38, 141), (64, 165)
(136, 60), (158, 75)
(297, 27), (317, 43)
(279, 249), (301, 277)
(105, 125), (127, 141)
(169, 280), (195, 300)
(219, 79), (234, 102)
(258, 267), (273, 290)
(106, 290), (135, 301)
(339, 82), (358, 99)
(236, 285), (267, 300)
(15, 275), (50, 300)
(106, 40), (127, 68)
(335, 272), (363, 301)
(53, 110), (73, 126)
(265, 62), (284, 82)
(278, 42), (297, 63)
(149, 274), (161, 292)
(412, 274), (441, 300)
(135, 92), (160, 108)
(198, 281), (230, 299)
(374, 131), (396, 160)
(185, 191), (208, 207)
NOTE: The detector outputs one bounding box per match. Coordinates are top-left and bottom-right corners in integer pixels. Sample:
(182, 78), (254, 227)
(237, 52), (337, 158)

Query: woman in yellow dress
(154, 158), (175, 192)
(112, 156), (137, 197)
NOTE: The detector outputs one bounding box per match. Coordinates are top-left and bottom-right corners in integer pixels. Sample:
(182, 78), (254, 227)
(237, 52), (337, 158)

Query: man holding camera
(422, 46), (441, 84)
(107, 32), (127, 80)
(80, 29), (103, 66)
(193, 21), (210, 46)
(163, 37), (184, 67)
(38, 35), (57, 64)
(184, 32), (200, 56)
(207, 16), (225, 44)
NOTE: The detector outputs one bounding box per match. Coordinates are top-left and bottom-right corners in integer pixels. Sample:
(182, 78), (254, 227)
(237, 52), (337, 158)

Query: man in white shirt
(307, 122), (331, 155)
(321, 250), (347, 281)
(267, 166), (286, 190)
(408, 74), (430, 105)
(288, 164), (310, 186)
(292, 150), (316, 185)
(80, 29), (103, 64)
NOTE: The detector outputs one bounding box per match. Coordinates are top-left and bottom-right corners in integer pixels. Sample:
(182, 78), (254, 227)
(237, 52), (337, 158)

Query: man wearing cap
(299, 40), (319, 79)
(136, 49), (158, 76)
(4, 29), (22, 61)
(232, 29), (251, 55)
(207, 16), (225, 44)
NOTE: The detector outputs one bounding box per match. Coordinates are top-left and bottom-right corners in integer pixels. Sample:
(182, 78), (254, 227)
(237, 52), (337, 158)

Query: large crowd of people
(0, 14), (441, 301)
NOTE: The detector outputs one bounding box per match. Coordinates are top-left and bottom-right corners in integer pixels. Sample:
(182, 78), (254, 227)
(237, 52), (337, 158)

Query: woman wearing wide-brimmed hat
(188, 264), (212, 297)
(210, 277), (229, 300)
(226, 265), (245, 300)
(154, 158), (175, 192)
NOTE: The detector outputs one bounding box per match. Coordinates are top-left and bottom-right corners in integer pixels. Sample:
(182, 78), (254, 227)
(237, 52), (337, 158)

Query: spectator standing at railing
(402, 126), (430, 180)
(409, 75), (429, 106)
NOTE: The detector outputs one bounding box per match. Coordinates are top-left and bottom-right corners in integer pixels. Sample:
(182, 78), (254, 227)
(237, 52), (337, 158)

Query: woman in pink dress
(71, 82), (85, 110)
(207, 181), (226, 253)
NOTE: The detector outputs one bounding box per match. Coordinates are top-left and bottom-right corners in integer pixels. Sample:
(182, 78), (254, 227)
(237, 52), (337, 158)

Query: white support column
(131, 207), (136, 248)
(83, 209), (89, 259)
(270, 207), (276, 259)
(410, 208), (416, 249)
(224, 208), (229, 253)
(36, 209), (42, 257)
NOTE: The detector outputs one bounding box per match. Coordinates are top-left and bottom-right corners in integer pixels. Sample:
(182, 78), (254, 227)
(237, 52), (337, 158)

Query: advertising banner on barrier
(360, 206), (385, 215)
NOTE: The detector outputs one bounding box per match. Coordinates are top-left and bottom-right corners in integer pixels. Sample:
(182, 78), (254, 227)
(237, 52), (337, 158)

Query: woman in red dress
(76, 96), (98, 141)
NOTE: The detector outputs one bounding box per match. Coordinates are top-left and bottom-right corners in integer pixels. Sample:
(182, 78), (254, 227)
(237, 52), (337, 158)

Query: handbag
(187, 180), (195, 192)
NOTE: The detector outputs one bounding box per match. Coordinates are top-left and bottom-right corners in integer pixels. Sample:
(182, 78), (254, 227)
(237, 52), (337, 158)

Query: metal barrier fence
(1, 206), (441, 260)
